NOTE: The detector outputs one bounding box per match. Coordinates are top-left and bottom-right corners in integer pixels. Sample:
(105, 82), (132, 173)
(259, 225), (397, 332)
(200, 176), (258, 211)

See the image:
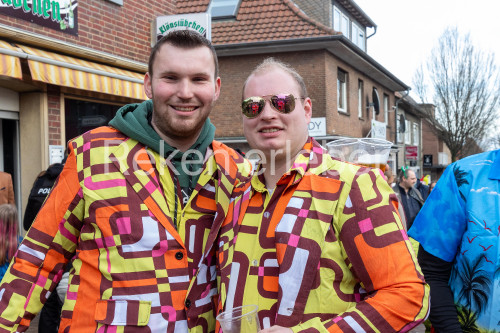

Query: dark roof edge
(344, 0), (377, 28)
(215, 35), (409, 91)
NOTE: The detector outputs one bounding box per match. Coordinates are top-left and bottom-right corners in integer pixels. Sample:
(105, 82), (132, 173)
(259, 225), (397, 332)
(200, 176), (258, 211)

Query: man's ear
(303, 97), (312, 123)
(144, 72), (153, 99)
(214, 76), (221, 101)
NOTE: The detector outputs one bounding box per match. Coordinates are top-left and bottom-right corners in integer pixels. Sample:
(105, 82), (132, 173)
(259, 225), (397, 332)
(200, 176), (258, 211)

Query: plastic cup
(326, 138), (360, 162)
(326, 137), (392, 172)
(216, 305), (261, 333)
(358, 138), (392, 172)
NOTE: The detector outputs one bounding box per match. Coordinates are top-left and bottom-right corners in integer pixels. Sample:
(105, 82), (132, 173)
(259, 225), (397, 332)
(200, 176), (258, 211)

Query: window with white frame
(337, 69), (347, 113)
(209, 0), (241, 19)
(397, 114), (403, 143)
(405, 119), (411, 144)
(351, 22), (365, 51)
(383, 94), (389, 125)
(358, 80), (364, 118)
(333, 6), (349, 37)
(413, 122), (419, 145)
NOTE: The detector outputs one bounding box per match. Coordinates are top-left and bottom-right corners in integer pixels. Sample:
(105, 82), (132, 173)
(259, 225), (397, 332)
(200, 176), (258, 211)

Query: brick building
(420, 104), (451, 181)
(179, 0), (413, 174)
(0, 0), (171, 214)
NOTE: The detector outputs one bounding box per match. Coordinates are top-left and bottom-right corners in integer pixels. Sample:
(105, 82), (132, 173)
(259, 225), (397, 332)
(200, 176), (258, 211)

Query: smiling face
(144, 43), (221, 150)
(242, 66), (312, 164)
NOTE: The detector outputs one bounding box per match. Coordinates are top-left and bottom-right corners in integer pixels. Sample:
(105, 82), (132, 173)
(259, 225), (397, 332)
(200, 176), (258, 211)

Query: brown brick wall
(213, 49), (397, 142)
(422, 119), (439, 158)
(0, 0), (175, 64)
(325, 53), (395, 139)
(47, 86), (61, 146)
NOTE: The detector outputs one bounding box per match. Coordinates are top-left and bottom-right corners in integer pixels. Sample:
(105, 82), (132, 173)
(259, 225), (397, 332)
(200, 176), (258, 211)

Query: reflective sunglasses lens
(271, 94), (295, 113)
(242, 97), (264, 118)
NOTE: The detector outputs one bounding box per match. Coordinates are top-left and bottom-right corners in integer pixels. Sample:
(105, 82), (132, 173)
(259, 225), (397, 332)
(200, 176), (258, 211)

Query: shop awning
(0, 40), (23, 80)
(0, 40), (147, 100)
(17, 44), (147, 100)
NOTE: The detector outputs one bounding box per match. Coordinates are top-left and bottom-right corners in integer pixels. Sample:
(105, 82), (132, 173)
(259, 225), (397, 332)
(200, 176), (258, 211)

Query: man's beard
(151, 97), (211, 141)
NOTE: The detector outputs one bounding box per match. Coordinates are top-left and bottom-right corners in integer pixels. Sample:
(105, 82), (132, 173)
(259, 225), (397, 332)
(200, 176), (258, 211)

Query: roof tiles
(176, 0), (210, 14)
(176, 0), (339, 44)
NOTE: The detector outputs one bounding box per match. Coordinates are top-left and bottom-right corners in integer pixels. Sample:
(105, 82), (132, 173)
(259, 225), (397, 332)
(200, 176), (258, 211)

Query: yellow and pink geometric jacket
(216, 138), (430, 332)
(0, 126), (251, 333)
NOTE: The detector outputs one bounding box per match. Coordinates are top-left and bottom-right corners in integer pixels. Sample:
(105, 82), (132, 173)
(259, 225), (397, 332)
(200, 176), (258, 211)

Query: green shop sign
(154, 13), (211, 46)
(1, 0), (78, 35)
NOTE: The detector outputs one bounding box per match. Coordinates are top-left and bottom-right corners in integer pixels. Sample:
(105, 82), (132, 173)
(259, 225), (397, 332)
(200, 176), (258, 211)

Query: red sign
(405, 145), (418, 161)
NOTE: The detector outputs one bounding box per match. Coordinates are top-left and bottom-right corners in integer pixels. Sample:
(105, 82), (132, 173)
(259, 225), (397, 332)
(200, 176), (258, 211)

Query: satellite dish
(399, 114), (406, 132)
(372, 88), (380, 115)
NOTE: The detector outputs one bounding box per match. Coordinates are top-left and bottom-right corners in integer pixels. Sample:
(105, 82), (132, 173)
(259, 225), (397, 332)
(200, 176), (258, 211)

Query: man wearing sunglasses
(215, 58), (429, 332)
(0, 30), (251, 332)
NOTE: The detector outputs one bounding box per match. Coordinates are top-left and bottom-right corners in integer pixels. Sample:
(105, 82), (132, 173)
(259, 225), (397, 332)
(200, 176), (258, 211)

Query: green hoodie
(109, 99), (215, 201)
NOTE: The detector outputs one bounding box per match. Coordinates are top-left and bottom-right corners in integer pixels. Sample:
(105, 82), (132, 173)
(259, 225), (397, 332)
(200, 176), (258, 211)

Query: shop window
(65, 99), (121, 142)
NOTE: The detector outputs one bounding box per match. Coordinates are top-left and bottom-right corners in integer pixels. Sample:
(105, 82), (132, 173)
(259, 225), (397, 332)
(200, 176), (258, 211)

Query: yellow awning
(18, 44), (147, 100)
(0, 40), (23, 80)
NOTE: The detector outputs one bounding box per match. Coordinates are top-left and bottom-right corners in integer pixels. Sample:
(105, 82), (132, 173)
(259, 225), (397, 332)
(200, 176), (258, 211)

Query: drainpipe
(366, 26), (377, 39)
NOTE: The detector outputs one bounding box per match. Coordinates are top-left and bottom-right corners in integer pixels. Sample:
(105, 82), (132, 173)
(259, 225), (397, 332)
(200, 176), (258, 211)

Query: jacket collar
(109, 138), (184, 246)
(251, 137), (335, 192)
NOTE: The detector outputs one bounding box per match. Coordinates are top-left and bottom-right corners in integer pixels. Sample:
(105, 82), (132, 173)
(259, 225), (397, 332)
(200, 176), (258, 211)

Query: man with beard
(0, 30), (250, 332)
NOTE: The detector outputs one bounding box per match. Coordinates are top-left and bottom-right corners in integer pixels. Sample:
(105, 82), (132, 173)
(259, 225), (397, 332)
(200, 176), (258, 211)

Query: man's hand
(259, 325), (293, 333)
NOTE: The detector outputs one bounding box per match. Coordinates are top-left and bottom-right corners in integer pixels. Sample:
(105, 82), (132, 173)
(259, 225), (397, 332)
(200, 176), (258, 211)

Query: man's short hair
(149, 30), (219, 79)
(242, 57), (308, 99)
(398, 166), (413, 182)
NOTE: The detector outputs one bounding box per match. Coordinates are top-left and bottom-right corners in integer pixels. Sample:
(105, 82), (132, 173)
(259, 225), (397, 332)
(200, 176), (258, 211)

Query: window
(337, 69), (347, 113)
(333, 7), (341, 31)
(383, 94), (389, 125)
(358, 80), (364, 118)
(209, 0), (241, 19)
(413, 122), (419, 145)
(333, 5), (367, 51)
(65, 99), (121, 142)
(405, 120), (411, 144)
(333, 6), (349, 36)
(351, 22), (365, 51)
(105, 0), (123, 5)
(397, 114), (403, 143)
(372, 87), (380, 120)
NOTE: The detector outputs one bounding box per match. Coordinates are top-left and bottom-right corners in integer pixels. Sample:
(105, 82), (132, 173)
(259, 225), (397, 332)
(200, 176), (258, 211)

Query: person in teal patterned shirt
(409, 149), (500, 332)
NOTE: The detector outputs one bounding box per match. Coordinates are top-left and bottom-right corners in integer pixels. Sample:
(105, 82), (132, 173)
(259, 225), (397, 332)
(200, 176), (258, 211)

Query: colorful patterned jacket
(0, 127), (251, 333)
(216, 138), (430, 332)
